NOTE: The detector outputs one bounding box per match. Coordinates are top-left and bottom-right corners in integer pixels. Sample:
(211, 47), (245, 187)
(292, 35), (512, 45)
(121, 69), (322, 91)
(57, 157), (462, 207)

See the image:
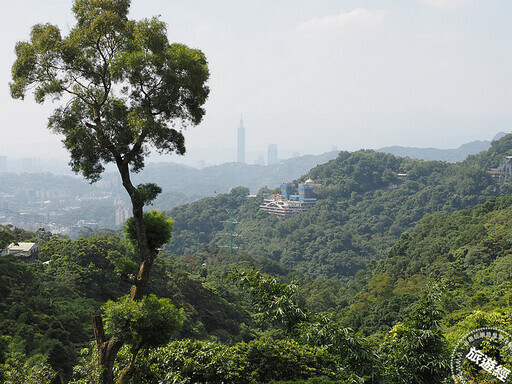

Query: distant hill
(125, 151), (339, 209)
(166, 133), (512, 278)
(377, 132), (508, 163)
(0, 151), (339, 230)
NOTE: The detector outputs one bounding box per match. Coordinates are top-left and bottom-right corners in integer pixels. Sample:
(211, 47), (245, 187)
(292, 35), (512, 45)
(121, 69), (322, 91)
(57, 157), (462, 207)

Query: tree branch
(124, 129), (149, 166)
(120, 273), (137, 285)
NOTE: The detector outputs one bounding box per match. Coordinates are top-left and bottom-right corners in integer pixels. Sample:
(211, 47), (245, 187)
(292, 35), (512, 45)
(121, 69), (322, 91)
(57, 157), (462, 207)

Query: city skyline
(2, 1), (512, 168)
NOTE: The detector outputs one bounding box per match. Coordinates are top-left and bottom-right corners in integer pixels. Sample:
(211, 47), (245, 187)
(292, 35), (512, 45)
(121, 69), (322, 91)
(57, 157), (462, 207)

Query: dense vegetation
(337, 193), (512, 333)
(167, 134), (512, 278)
(2, 135), (512, 383)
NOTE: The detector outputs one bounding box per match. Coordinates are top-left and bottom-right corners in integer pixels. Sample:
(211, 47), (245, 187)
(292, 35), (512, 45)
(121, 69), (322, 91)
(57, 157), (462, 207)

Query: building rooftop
(7, 242), (38, 253)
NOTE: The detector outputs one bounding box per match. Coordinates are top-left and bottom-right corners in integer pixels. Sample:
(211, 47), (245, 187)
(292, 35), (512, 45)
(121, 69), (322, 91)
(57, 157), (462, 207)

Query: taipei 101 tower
(237, 117), (245, 163)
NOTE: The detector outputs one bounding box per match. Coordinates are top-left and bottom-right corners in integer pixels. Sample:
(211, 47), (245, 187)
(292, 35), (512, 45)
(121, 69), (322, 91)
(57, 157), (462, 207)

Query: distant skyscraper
(237, 117), (245, 163)
(115, 206), (131, 226)
(268, 144), (278, 165)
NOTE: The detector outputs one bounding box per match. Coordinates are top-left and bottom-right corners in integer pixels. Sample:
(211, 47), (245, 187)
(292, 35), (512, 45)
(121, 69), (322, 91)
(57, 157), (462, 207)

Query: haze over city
(4, 2), (512, 382)
(1, 0), (511, 167)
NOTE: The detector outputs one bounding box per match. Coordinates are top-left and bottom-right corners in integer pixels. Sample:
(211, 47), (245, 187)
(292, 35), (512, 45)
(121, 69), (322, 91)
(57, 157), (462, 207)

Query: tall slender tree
(10, 0), (209, 382)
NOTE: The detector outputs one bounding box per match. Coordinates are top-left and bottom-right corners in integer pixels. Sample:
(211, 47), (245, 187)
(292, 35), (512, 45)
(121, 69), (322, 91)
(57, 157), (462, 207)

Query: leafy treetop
(10, 0), (209, 183)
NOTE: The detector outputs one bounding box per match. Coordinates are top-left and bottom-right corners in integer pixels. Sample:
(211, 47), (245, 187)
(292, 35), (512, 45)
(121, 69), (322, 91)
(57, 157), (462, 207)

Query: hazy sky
(1, 0), (511, 167)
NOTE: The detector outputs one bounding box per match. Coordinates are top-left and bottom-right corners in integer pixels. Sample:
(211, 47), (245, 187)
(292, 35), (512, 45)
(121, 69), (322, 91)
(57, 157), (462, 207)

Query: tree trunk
(116, 161), (156, 301)
(93, 315), (124, 384)
(92, 161), (157, 382)
(115, 346), (140, 384)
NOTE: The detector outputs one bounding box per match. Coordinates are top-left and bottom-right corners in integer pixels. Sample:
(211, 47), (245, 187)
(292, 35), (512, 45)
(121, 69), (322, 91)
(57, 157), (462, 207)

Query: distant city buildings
(115, 206), (131, 226)
(233, 118), (325, 166)
(114, 194), (131, 226)
(237, 117), (246, 163)
(0, 207), (49, 233)
(268, 144), (278, 165)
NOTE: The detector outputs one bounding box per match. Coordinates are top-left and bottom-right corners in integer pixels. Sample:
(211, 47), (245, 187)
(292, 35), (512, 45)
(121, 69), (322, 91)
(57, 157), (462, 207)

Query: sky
(1, 0), (512, 167)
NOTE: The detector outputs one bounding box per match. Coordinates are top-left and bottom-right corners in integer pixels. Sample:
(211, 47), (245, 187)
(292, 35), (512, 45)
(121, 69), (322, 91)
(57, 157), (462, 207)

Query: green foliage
(0, 228), (16, 250)
(231, 269), (308, 332)
(230, 268), (381, 382)
(164, 189), (255, 255)
(337, 193), (512, 335)
(135, 183), (162, 205)
(114, 337), (339, 384)
(11, 0), (209, 183)
(445, 311), (512, 384)
(166, 140), (511, 278)
(465, 133), (512, 170)
(229, 186), (250, 197)
(135, 339), (243, 383)
(239, 338), (338, 383)
(10, 16), (208, 381)
(230, 268), (308, 332)
(445, 310), (512, 351)
(102, 294), (184, 351)
(379, 284), (449, 384)
(0, 233), (134, 380)
(123, 210), (173, 251)
(269, 379), (337, 384)
(149, 255), (252, 341)
(39, 235), (131, 301)
(1, 356), (57, 384)
(296, 314), (382, 383)
(6, 135), (512, 382)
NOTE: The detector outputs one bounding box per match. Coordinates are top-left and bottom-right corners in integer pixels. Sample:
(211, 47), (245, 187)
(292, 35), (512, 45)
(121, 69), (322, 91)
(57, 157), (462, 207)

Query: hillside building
(1, 242), (39, 263)
(489, 156), (512, 183)
(260, 179), (320, 217)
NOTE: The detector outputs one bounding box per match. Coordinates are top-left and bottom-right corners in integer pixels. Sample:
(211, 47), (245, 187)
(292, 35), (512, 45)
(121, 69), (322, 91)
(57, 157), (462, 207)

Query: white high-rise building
(237, 117), (245, 163)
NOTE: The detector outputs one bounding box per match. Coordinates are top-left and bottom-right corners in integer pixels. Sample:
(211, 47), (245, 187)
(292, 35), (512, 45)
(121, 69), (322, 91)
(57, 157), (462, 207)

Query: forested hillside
(129, 151), (339, 200)
(5, 0), (511, 381)
(335, 193), (512, 336)
(166, 134), (512, 278)
(4, 134), (512, 382)
(4, 190), (512, 382)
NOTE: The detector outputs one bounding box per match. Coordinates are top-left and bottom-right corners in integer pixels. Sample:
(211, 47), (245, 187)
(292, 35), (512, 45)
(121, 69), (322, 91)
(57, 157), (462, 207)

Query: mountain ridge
(377, 132), (508, 163)
(166, 133), (512, 278)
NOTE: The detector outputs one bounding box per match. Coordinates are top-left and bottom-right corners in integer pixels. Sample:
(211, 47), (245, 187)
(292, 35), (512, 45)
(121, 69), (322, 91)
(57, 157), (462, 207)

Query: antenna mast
(221, 210), (240, 257)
